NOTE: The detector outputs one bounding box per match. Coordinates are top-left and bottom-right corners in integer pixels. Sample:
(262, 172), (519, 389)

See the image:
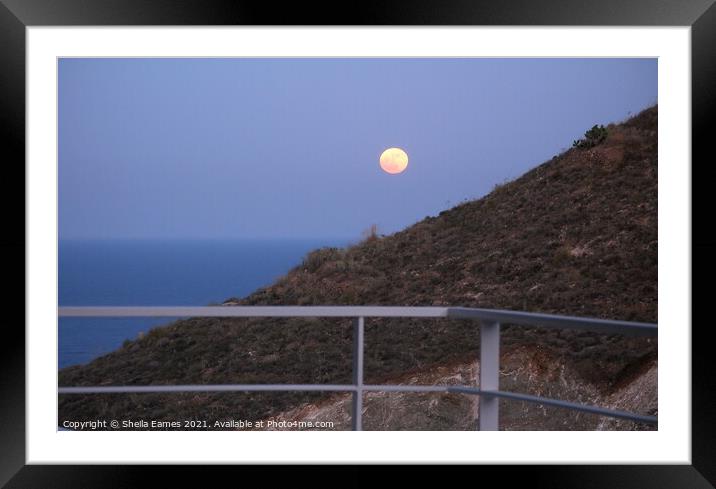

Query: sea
(58, 238), (349, 369)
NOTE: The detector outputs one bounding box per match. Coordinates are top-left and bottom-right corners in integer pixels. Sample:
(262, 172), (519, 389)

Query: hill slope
(59, 106), (658, 430)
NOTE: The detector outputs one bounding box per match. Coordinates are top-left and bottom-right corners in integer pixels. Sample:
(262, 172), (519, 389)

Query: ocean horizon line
(59, 236), (357, 244)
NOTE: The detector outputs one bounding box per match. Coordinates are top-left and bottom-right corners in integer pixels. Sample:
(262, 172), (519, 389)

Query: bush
(573, 124), (608, 149)
(301, 247), (343, 272)
(362, 223), (379, 242)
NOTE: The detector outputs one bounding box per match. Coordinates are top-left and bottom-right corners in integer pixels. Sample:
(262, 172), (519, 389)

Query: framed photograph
(3, 0), (713, 486)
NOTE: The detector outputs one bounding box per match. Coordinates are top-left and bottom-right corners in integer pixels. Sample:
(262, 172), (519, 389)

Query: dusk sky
(59, 58), (657, 241)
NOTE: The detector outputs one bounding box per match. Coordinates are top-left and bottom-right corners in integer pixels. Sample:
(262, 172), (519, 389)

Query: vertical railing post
(352, 316), (365, 431)
(479, 321), (500, 431)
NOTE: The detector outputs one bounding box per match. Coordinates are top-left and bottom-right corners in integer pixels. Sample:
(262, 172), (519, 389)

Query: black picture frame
(2, 0), (713, 486)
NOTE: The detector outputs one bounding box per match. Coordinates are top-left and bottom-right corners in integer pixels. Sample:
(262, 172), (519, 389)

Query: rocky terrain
(261, 345), (656, 431)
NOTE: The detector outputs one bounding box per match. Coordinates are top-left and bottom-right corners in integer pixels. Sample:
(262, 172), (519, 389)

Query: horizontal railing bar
(448, 387), (657, 425)
(448, 308), (657, 336)
(58, 384), (454, 394)
(59, 384), (657, 424)
(363, 385), (449, 393)
(58, 306), (450, 318)
(58, 384), (358, 394)
(57, 306), (658, 336)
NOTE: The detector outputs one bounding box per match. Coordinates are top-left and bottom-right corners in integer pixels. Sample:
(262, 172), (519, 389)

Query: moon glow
(379, 148), (409, 174)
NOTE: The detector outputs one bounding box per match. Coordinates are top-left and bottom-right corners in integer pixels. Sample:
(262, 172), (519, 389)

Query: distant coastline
(58, 238), (350, 367)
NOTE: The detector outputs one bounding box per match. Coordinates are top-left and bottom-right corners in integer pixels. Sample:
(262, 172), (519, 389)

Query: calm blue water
(59, 239), (348, 368)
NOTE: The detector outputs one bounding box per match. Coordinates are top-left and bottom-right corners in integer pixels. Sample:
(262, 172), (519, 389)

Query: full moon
(379, 147), (409, 174)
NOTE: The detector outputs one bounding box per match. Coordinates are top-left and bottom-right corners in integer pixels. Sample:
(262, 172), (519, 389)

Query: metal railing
(58, 306), (658, 430)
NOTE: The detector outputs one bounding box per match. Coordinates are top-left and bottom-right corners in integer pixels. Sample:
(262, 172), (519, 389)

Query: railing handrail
(448, 307), (657, 336)
(58, 305), (450, 318)
(58, 306), (657, 336)
(57, 306), (658, 430)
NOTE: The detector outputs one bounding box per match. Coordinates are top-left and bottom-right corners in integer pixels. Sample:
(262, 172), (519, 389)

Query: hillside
(59, 106), (658, 430)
